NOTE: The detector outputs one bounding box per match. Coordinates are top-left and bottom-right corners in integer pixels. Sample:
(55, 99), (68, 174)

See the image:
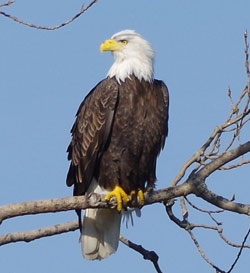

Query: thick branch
(185, 141), (250, 214)
(193, 183), (250, 215)
(0, 183), (193, 224)
(1, 142), (250, 225)
(0, 194), (111, 224)
(0, 220), (162, 273)
(2, 139), (250, 224)
(0, 220), (79, 246)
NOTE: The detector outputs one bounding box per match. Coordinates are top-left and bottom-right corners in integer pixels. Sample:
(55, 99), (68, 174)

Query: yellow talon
(105, 185), (130, 212)
(129, 189), (145, 206)
(130, 190), (136, 197)
(137, 190), (145, 206)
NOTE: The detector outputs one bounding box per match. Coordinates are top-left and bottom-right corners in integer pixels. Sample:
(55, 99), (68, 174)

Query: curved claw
(129, 189), (145, 206)
(105, 185), (130, 212)
(137, 190), (145, 206)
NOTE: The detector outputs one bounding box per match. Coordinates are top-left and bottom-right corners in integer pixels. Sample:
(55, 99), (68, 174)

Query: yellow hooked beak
(100, 39), (126, 52)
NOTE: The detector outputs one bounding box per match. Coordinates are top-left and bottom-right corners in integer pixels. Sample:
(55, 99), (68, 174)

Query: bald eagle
(66, 30), (169, 260)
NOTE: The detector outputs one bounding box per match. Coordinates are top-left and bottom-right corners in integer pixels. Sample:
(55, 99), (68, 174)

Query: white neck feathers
(107, 55), (154, 83)
(106, 31), (154, 83)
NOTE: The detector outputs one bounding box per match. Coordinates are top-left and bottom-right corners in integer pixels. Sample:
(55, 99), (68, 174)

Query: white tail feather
(81, 208), (121, 260)
(80, 179), (122, 260)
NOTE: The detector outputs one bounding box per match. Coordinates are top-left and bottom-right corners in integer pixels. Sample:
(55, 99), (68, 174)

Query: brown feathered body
(66, 75), (169, 196)
(66, 74), (169, 260)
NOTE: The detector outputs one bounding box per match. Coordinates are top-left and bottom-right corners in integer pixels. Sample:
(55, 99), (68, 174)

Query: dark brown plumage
(66, 74), (169, 197)
(66, 29), (169, 260)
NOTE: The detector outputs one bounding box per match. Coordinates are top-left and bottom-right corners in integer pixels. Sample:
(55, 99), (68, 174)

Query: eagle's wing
(66, 78), (119, 195)
(155, 80), (169, 149)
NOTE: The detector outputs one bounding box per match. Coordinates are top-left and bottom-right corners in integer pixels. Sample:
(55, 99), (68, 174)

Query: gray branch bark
(1, 141), (250, 228)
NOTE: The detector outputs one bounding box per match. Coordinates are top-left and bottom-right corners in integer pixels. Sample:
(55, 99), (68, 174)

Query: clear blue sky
(1, 0), (250, 272)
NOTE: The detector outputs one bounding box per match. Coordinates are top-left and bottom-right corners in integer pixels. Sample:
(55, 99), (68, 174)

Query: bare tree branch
(119, 235), (163, 273)
(187, 229), (226, 273)
(0, 183), (193, 224)
(167, 201), (250, 249)
(227, 228), (250, 273)
(185, 196), (224, 214)
(193, 183), (250, 215)
(196, 141), (250, 179)
(0, 220), (79, 246)
(219, 159), (250, 170)
(244, 30), (250, 92)
(0, 0), (14, 8)
(1, 143), (250, 225)
(0, 193), (113, 224)
(165, 201), (226, 272)
(218, 228), (250, 249)
(0, 0), (98, 30)
(185, 196), (224, 225)
(165, 201), (250, 273)
(0, 220), (162, 273)
(170, 83), (250, 188)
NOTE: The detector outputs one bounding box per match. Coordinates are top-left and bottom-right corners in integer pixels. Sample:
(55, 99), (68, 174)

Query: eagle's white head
(100, 30), (154, 83)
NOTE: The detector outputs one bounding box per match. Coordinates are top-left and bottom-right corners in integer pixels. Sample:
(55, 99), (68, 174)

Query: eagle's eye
(120, 40), (128, 45)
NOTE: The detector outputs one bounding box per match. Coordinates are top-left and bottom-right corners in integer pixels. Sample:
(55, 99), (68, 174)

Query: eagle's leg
(129, 189), (145, 206)
(105, 185), (130, 212)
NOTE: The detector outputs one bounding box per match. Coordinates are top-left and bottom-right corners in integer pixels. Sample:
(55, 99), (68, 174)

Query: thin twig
(185, 197), (224, 214)
(227, 87), (236, 114)
(0, 0), (14, 8)
(227, 228), (250, 273)
(180, 196), (188, 220)
(196, 141), (250, 180)
(170, 107), (250, 187)
(119, 235), (163, 273)
(218, 229), (250, 249)
(167, 208), (219, 272)
(244, 30), (250, 92)
(185, 197), (223, 225)
(165, 201), (250, 273)
(165, 203), (225, 272)
(219, 159), (250, 170)
(187, 229), (226, 273)
(0, 0), (98, 30)
(169, 151), (201, 186)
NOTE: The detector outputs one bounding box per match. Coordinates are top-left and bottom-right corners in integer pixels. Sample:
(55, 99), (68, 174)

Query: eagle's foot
(105, 185), (130, 212)
(129, 189), (145, 206)
(137, 189), (145, 206)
